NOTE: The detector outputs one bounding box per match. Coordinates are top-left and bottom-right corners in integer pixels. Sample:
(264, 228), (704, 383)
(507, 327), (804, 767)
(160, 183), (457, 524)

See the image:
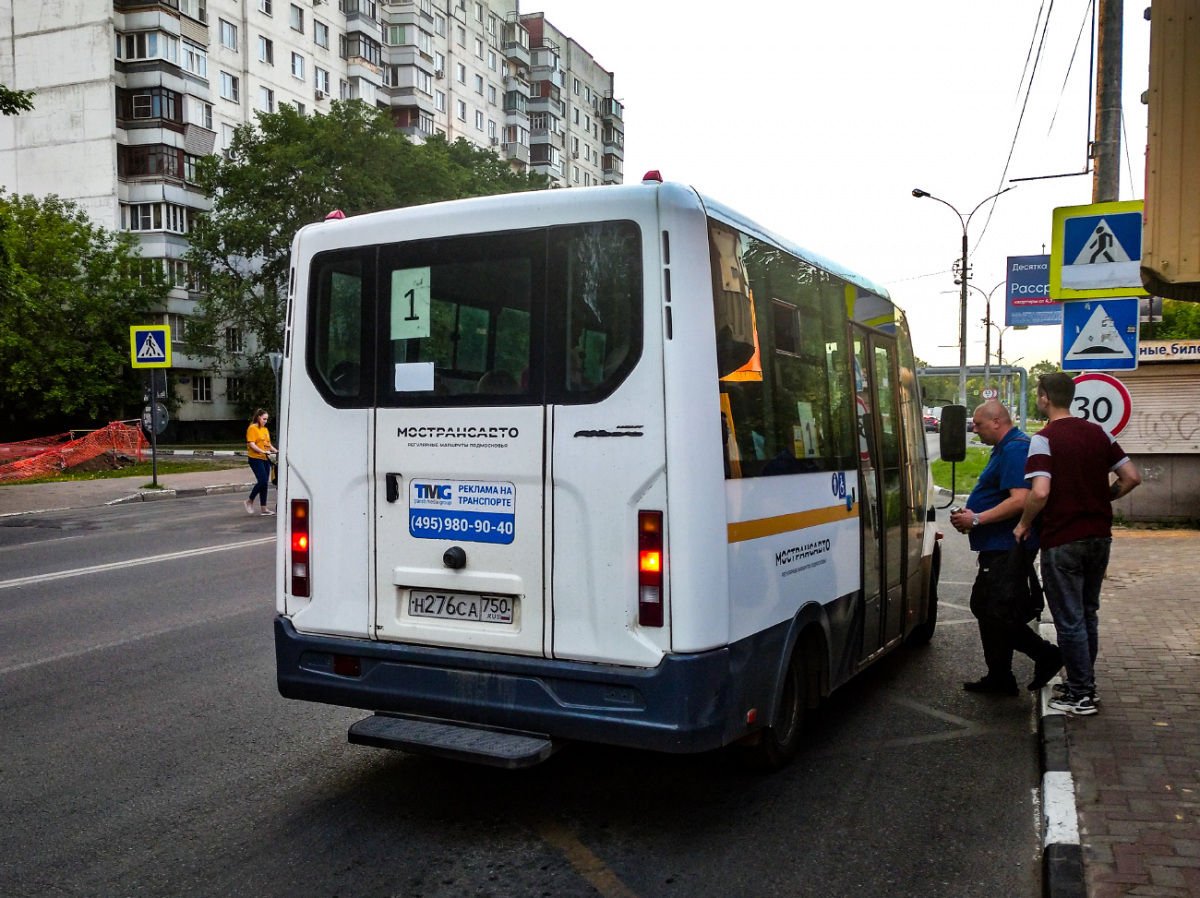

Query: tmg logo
(415, 483), (452, 500)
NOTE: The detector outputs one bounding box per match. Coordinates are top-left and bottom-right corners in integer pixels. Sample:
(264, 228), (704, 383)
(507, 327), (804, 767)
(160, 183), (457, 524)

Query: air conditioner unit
(490, 136), (498, 145)
(572, 151), (579, 159)
(435, 69), (444, 79)
(315, 89), (326, 100)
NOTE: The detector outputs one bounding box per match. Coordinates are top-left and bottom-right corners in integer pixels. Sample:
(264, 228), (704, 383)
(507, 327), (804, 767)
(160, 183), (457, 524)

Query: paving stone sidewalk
(1068, 529), (1200, 898)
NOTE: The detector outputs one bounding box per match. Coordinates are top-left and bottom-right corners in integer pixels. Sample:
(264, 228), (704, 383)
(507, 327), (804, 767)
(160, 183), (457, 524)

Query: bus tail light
(291, 499), (310, 597)
(638, 511), (664, 627)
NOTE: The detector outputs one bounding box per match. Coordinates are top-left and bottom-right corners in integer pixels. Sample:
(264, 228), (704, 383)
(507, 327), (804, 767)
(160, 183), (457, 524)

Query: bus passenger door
(852, 329), (907, 660)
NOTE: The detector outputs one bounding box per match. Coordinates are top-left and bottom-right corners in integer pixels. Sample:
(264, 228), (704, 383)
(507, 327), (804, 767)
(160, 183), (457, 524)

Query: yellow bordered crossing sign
(130, 325), (172, 368)
(1049, 200), (1149, 300)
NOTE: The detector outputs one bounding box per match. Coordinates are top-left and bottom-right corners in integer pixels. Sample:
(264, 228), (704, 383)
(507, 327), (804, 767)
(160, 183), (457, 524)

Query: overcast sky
(530, 0), (1151, 374)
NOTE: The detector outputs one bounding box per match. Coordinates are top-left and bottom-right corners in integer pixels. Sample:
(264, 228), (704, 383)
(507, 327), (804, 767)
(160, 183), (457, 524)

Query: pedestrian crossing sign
(1060, 297), (1140, 371)
(130, 325), (172, 368)
(1049, 200), (1148, 300)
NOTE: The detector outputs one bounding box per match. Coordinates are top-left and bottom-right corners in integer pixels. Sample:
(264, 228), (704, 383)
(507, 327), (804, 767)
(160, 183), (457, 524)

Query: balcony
(602, 128), (624, 157)
(503, 141), (530, 165)
(529, 128), (564, 148)
(504, 40), (531, 68)
(503, 74), (531, 98)
(602, 96), (623, 122)
(527, 94), (563, 117)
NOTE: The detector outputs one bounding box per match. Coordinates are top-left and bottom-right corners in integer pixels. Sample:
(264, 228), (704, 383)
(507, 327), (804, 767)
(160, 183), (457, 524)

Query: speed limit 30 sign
(1071, 373), (1131, 436)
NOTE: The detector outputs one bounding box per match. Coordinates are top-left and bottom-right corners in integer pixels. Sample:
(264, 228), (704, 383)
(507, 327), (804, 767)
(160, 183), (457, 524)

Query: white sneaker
(260, 507), (275, 516)
(244, 499), (255, 515)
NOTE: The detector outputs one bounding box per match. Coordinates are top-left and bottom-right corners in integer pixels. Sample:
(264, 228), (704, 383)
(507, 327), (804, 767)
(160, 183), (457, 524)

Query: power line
(1016, 1), (1047, 102)
(1048, 0), (1095, 136)
(974, 0), (1058, 254)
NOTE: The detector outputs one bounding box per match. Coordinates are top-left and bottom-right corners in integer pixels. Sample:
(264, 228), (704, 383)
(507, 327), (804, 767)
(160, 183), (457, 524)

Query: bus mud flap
(348, 712), (563, 769)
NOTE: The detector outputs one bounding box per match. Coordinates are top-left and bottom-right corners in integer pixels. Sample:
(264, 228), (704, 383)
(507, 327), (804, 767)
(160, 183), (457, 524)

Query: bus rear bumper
(274, 616), (759, 754)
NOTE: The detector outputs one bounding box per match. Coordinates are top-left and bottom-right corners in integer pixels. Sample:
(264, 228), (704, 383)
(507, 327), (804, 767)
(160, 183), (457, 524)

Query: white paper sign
(391, 268), (431, 341)
(395, 362), (435, 392)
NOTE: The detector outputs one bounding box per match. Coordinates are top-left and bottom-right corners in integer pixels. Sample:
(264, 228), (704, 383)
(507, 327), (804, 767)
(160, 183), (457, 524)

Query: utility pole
(1093, 0), (1123, 203)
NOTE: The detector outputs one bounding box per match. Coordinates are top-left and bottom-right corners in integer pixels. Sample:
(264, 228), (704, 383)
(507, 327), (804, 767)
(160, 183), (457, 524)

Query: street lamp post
(912, 187), (1014, 407)
(968, 281), (1006, 391)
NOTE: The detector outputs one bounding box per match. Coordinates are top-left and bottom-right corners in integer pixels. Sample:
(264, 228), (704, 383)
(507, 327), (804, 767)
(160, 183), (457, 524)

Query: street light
(911, 186), (1015, 407)
(966, 281), (1005, 389)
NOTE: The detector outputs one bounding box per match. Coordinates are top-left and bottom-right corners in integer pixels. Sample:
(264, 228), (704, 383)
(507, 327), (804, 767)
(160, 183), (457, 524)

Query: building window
(116, 87), (182, 123)
(258, 36), (273, 64)
(291, 52), (304, 79)
(339, 34), (381, 65)
(289, 4), (303, 32)
(488, 119), (497, 139)
(474, 110), (484, 130)
(188, 97), (212, 129)
(573, 165), (579, 183)
(219, 19), (237, 49)
(219, 71), (240, 101)
(474, 74), (483, 94)
(474, 38), (483, 59)
(182, 41), (207, 78)
(435, 14), (445, 36)
(573, 78), (580, 95)
(165, 259), (188, 288)
(434, 51), (445, 72)
(456, 99), (466, 121)
(122, 202), (193, 233)
(179, 0), (207, 23)
(117, 145), (185, 179)
(115, 31), (179, 64)
(455, 63), (466, 84)
(474, 2), (483, 23)
(226, 377), (244, 404)
(413, 69), (430, 95)
(168, 314), (188, 342)
(487, 85), (496, 105)
(418, 112), (434, 135)
(193, 376), (213, 403)
(457, 26), (465, 47)
(339, 79), (351, 100)
(258, 0), (272, 13)
(488, 50), (496, 71)
(315, 67), (331, 95)
(315, 21), (329, 49)
(225, 327), (245, 354)
(258, 86), (274, 112)
(434, 90), (445, 112)
(184, 153), (201, 181)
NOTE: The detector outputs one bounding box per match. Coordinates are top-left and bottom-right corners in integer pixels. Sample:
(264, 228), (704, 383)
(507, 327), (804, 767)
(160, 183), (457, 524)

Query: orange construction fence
(0, 421), (149, 485)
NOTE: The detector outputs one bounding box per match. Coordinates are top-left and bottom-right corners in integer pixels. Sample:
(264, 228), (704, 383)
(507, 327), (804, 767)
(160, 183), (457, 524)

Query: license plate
(407, 590), (515, 625)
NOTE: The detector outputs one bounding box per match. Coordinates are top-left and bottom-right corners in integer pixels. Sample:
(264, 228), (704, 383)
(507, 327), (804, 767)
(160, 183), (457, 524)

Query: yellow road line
(727, 503), (857, 544)
(534, 815), (641, 898)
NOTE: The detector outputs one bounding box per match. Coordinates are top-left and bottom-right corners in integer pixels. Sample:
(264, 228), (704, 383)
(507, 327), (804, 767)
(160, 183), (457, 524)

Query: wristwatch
(972, 514), (980, 528)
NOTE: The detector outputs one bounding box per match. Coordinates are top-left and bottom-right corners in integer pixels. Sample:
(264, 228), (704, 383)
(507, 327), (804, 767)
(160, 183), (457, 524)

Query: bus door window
(853, 328), (884, 660)
(872, 338), (906, 642)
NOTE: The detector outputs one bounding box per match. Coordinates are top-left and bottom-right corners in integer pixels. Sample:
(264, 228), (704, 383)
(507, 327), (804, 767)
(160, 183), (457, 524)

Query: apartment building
(0, 0), (623, 436)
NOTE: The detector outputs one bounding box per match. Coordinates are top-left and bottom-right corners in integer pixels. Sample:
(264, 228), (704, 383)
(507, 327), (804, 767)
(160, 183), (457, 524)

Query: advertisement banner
(1006, 255), (1061, 326)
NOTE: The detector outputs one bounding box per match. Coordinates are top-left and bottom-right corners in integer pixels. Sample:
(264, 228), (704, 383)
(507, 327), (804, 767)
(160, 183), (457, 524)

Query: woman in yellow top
(244, 408), (278, 516)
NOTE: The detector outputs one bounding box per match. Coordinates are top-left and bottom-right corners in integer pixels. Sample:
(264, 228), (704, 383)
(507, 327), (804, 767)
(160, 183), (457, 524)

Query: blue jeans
(1040, 537), (1111, 696)
(248, 457), (272, 507)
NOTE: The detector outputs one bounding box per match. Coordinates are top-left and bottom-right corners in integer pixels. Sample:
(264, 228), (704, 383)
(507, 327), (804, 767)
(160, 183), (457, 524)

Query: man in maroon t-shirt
(1014, 372), (1140, 716)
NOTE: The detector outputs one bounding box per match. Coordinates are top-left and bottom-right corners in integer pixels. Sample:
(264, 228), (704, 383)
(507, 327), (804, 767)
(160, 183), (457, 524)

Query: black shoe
(1027, 647), (1063, 692)
(963, 676), (1019, 696)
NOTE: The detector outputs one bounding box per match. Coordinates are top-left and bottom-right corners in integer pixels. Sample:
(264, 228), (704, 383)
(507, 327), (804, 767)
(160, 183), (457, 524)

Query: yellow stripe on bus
(727, 503), (858, 544)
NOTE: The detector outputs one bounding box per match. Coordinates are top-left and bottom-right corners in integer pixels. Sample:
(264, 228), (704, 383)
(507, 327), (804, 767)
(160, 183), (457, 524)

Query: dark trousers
(248, 457), (271, 506)
(973, 550), (1057, 680)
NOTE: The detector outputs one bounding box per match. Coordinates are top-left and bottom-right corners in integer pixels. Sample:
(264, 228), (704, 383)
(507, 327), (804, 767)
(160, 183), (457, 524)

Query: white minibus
(274, 175), (941, 769)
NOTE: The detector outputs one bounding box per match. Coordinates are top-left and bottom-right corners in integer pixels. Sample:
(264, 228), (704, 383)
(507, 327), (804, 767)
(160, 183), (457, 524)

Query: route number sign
(1070, 373), (1131, 437)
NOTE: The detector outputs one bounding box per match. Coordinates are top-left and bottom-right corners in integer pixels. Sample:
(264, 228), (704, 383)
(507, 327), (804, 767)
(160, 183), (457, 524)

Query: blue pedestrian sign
(1049, 201), (1148, 300)
(130, 325), (172, 368)
(1060, 297), (1140, 371)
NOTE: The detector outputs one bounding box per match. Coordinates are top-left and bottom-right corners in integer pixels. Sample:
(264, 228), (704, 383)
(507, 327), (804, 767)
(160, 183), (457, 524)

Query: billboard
(1006, 254), (1062, 326)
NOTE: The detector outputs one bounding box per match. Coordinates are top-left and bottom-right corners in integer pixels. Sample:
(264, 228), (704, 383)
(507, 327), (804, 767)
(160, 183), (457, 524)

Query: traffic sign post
(1061, 297), (1140, 371)
(131, 326), (172, 487)
(1070, 373), (1132, 437)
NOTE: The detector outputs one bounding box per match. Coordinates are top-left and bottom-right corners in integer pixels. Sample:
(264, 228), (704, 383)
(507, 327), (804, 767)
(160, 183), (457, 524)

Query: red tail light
(638, 511), (664, 627)
(291, 499), (310, 597)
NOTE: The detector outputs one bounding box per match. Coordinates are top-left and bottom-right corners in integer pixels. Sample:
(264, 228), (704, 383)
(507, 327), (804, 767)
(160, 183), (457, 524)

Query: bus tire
(907, 543), (941, 645)
(737, 642), (816, 772)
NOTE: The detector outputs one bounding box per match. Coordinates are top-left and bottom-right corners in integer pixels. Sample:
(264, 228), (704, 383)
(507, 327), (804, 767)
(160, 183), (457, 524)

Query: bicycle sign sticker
(1070, 373), (1131, 437)
(409, 479), (516, 544)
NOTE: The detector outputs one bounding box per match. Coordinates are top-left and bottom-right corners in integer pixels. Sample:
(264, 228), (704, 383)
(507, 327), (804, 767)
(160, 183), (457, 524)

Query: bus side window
(310, 258), (365, 402)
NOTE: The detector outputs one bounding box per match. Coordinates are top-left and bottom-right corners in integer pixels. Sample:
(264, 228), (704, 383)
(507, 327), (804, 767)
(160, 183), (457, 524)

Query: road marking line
(533, 815), (640, 898)
(0, 605), (261, 677)
(0, 537), (275, 590)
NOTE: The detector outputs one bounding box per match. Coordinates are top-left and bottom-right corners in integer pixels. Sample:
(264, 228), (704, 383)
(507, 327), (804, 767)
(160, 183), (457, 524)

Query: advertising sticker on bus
(409, 479), (516, 544)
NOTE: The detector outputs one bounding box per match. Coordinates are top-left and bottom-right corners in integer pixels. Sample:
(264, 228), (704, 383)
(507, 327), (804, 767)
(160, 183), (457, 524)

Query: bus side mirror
(939, 405), (967, 462)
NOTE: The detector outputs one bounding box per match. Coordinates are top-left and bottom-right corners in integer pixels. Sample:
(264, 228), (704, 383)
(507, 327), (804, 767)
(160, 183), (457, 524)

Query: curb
(107, 482), (256, 506)
(153, 449), (245, 457)
(1038, 621), (1086, 898)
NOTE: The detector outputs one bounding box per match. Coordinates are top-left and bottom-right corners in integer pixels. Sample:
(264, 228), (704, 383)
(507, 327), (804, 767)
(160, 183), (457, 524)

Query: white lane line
(0, 605), (261, 677)
(0, 537), (275, 590)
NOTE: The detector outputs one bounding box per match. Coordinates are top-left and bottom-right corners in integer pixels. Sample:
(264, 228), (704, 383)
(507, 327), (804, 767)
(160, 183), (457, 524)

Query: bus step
(348, 713), (562, 769)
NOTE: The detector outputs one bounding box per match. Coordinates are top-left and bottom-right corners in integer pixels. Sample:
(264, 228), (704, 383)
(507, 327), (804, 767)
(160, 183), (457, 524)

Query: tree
(1026, 359), (1061, 419)
(0, 193), (169, 432)
(187, 100), (549, 410)
(1152, 299), (1200, 340)
(0, 84), (34, 116)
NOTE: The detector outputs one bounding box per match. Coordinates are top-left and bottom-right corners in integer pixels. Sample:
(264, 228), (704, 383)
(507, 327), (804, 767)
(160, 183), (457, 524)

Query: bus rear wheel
(737, 645), (815, 771)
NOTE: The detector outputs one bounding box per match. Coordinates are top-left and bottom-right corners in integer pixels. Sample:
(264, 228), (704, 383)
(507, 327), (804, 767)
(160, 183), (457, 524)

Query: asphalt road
(0, 492), (1042, 898)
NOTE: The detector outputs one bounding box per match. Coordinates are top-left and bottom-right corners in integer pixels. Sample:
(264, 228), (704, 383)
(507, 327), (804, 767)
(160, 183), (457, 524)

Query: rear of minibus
(274, 183), (743, 755)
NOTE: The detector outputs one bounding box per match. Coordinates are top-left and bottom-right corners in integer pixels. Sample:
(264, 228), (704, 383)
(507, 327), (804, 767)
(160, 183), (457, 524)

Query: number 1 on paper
(391, 268), (431, 340)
